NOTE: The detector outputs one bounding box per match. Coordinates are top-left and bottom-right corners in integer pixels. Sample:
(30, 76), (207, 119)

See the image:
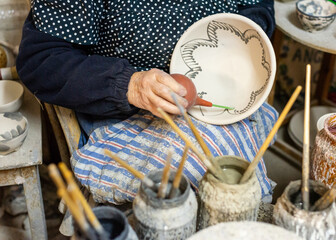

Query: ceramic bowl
(0, 80), (24, 113)
(170, 13), (276, 125)
(296, 0), (336, 32)
(0, 112), (28, 155)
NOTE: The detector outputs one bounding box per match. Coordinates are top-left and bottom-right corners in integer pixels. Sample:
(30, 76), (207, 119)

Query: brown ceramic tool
(170, 74), (234, 110)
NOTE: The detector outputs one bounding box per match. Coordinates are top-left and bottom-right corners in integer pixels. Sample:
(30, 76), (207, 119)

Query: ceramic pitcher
(311, 114), (336, 188)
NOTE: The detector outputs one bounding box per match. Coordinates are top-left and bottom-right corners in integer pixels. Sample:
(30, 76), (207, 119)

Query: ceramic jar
(72, 206), (138, 240)
(273, 180), (336, 240)
(311, 114), (336, 188)
(133, 170), (198, 240)
(197, 156), (261, 230)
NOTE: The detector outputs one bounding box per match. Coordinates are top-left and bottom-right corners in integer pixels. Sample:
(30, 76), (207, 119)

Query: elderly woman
(17, 0), (277, 204)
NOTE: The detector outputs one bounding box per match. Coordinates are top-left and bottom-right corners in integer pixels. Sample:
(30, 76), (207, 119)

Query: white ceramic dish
(296, 0), (336, 32)
(0, 112), (28, 155)
(186, 221), (302, 240)
(170, 13), (276, 125)
(0, 80), (24, 112)
(288, 105), (336, 148)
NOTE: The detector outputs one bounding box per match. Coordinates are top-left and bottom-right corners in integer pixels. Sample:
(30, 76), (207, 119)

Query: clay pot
(197, 156), (261, 230)
(273, 180), (336, 240)
(311, 114), (336, 188)
(72, 206), (137, 240)
(132, 169), (198, 240)
(170, 74), (212, 110)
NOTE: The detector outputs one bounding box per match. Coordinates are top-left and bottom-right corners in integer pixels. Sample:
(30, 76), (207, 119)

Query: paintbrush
(171, 92), (212, 159)
(302, 64), (311, 211)
(58, 163), (109, 240)
(311, 187), (336, 211)
(169, 146), (189, 199)
(157, 107), (228, 183)
(239, 85), (302, 184)
(104, 149), (156, 190)
(48, 164), (96, 240)
(157, 150), (173, 198)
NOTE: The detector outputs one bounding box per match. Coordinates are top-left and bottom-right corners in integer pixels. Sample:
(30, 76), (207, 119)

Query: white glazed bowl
(296, 0), (336, 32)
(0, 80), (24, 113)
(170, 13), (276, 125)
(0, 112), (28, 155)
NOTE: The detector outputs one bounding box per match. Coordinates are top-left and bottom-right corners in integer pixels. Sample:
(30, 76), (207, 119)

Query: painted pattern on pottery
(180, 20), (271, 116)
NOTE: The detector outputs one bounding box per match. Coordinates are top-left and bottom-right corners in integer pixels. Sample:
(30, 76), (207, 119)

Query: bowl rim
(0, 113), (29, 143)
(296, 0), (336, 18)
(170, 12), (276, 125)
(0, 80), (24, 110)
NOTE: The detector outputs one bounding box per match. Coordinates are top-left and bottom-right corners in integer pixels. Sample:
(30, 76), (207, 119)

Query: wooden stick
(58, 163), (108, 240)
(311, 187), (336, 211)
(48, 164), (94, 239)
(157, 150), (173, 198)
(302, 64), (311, 211)
(171, 92), (212, 159)
(157, 107), (227, 182)
(169, 146), (189, 199)
(104, 149), (156, 189)
(240, 85), (303, 183)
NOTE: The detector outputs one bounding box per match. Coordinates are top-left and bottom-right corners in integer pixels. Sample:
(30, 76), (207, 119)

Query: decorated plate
(170, 13), (276, 125)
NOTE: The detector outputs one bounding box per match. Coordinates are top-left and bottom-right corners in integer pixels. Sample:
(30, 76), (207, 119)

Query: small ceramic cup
(296, 0), (336, 32)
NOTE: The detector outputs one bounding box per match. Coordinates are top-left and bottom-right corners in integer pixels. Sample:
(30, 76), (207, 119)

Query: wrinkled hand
(127, 69), (188, 117)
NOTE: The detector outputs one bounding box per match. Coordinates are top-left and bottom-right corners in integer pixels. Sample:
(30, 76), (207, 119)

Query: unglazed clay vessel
(73, 206), (138, 240)
(170, 13), (276, 125)
(296, 0), (336, 32)
(133, 169), (197, 240)
(197, 155), (261, 230)
(171, 73), (212, 110)
(273, 180), (336, 240)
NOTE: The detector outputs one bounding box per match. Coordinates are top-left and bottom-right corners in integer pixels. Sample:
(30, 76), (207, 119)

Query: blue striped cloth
(71, 103), (278, 204)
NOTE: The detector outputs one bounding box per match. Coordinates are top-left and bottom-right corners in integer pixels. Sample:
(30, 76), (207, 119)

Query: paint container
(311, 114), (336, 188)
(73, 206), (138, 240)
(132, 170), (198, 240)
(197, 156), (261, 230)
(273, 180), (336, 240)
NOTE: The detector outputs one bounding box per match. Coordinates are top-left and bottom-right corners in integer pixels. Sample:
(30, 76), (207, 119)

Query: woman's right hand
(127, 68), (188, 117)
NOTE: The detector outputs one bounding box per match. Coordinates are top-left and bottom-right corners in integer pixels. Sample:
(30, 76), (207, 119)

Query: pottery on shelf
(0, 112), (28, 155)
(0, 80), (24, 113)
(296, 0), (336, 32)
(170, 13), (276, 125)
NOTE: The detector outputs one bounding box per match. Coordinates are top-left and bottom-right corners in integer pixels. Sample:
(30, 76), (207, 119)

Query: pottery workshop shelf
(0, 86), (47, 240)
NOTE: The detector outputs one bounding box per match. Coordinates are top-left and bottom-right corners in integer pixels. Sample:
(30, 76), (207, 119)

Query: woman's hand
(127, 68), (188, 117)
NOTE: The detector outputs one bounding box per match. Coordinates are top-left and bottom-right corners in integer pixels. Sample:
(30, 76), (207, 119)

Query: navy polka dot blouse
(17, 0), (274, 119)
(32, 0), (262, 72)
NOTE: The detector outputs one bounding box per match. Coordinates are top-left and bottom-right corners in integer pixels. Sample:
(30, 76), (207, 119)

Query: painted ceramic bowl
(0, 80), (24, 113)
(0, 112), (28, 155)
(296, 0), (336, 32)
(170, 13), (276, 125)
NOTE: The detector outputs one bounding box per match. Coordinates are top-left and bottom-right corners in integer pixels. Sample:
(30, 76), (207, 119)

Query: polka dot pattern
(32, 0), (261, 72)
